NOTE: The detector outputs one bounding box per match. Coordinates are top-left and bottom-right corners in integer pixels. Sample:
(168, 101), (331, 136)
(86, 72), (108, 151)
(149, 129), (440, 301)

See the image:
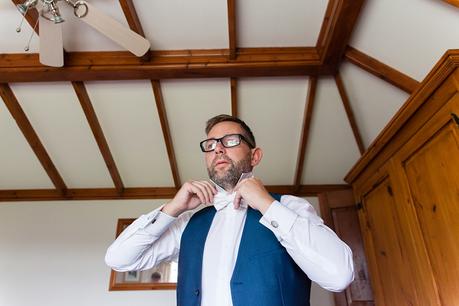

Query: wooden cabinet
(345, 50), (459, 306)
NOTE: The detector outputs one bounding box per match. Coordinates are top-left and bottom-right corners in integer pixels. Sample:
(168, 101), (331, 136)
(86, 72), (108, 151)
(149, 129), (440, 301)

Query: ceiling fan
(16, 0), (151, 67)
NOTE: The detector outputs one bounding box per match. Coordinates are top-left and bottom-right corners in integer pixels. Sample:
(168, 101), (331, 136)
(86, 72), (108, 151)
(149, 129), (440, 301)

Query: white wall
(0, 197), (334, 306)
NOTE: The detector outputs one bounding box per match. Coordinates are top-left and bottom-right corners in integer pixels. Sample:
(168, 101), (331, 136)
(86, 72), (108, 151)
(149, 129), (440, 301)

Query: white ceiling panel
(0, 1), (39, 53)
(238, 0), (328, 47)
(350, 0), (459, 81)
(162, 79), (231, 183)
(9, 82), (114, 188)
(85, 80), (174, 187)
(301, 77), (361, 184)
(340, 62), (409, 148)
(239, 77), (308, 185)
(0, 97), (54, 189)
(134, 0), (229, 50)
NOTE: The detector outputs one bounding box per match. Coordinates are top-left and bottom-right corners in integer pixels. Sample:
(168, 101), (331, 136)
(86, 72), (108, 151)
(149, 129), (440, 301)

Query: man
(105, 114), (354, 306)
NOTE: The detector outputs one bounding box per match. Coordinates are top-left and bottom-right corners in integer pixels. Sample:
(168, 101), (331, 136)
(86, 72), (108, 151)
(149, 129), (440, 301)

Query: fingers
(233, 192), (242, 209)
(188, 180), (218, 204)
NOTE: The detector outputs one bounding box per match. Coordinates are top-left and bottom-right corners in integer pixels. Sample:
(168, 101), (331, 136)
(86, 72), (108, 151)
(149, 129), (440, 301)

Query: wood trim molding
(0, 184), (351, 201)
(0, 83), (67, 194)
(345, 46), (420, 94)
(0, 48), (330, 82)
(151, 80), (181, 188)
(230, 78), (238, 117)
(72, 81), (124, 193)
(227, 0), (237, 60)
(316, 0), (367, 67)
(294, 77), (317, 192)
(11, 0), (39, 34)
(334, 73), (366, 154)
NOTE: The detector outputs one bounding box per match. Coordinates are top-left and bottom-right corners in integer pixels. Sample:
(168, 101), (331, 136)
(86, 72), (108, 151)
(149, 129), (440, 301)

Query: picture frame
(124, 270), (141, 282)
(108, 218), (177, 291)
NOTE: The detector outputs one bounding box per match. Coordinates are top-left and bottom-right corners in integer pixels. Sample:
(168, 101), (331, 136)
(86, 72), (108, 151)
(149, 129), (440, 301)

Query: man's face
(205, 121), (253, 191)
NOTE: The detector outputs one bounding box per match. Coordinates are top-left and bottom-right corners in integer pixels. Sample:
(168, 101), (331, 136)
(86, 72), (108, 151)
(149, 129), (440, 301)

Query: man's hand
(233, 177), (275, 214)
(162, 180), (217, 217)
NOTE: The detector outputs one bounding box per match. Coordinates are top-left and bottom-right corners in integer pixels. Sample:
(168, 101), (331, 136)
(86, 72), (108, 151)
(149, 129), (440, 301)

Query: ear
(250, 147), (263, 167)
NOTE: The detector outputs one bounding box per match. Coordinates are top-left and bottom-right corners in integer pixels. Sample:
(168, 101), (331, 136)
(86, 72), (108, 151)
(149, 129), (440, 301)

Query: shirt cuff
(140, 208), (177, 236)
(260, 201), (298, 236)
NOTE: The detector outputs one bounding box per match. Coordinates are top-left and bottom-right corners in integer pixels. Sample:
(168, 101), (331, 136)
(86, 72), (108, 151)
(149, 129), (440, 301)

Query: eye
(224, 135), (240, 147)
(205, 141), (215, 150)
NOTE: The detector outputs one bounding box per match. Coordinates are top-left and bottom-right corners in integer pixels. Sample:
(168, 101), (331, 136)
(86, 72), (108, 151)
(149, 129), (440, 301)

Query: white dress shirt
(105, 187), (354, 306)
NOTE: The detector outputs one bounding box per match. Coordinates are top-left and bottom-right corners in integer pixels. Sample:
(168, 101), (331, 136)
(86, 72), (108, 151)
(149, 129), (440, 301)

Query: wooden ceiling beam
(0, 83), (67, 194)
(316, 0), (366, 68)
(227, 0), (237, 60)
(344, 46), (420, 94)
(11, 0), (39, 34)
(118, 0), (151, 62)
(71, 81), (124, 194)
(442, 0), (459, 8)
(294, 77), (317, 192)
(0, 184), (351, 201)
(0, 48), (331, 82)
(151, 80), (181, 189)
(230, 78), (238, 117)
(334, 73), (366, 154)
(118, 0), (145, 37)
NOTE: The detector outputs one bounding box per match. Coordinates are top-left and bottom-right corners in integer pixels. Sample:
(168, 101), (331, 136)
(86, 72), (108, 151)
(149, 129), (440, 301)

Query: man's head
(201, 114), (262, 191)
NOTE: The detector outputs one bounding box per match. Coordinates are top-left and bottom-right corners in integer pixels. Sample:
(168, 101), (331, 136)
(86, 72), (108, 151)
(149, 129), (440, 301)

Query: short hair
(205, 114), (256, 147)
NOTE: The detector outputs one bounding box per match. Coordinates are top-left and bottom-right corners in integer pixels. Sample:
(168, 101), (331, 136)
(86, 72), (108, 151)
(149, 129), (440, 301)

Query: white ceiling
(1, 0), (458, 191)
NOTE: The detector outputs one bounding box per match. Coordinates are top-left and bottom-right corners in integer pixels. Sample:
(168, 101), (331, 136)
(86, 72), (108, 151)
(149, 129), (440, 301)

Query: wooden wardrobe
(345, 50), (459, 306)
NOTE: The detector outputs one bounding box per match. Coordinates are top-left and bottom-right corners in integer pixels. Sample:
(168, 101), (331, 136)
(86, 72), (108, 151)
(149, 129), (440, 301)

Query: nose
(214, 141), (226, 154)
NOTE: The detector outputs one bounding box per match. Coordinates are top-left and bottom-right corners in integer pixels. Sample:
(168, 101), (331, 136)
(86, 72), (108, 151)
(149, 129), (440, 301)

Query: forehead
(207, 121), (244, 138)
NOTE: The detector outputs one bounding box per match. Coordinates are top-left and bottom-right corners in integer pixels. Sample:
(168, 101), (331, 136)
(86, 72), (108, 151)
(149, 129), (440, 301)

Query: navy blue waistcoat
(177, 193), (311, 306)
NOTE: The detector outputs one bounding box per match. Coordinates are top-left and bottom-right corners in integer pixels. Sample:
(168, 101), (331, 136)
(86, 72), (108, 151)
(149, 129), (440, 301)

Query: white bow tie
(212, 191), (247, 211)
(211, 172), (252, 211)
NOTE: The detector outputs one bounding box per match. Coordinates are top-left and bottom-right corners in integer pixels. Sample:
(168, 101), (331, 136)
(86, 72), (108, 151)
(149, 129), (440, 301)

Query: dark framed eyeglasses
(199, 134), (255, 152)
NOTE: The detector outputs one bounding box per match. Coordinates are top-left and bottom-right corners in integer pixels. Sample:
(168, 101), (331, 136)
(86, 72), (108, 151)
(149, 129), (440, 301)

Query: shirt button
(151, 219), (156, 224)
(194, 289), (200, 296)
(271, 220), (279, 228)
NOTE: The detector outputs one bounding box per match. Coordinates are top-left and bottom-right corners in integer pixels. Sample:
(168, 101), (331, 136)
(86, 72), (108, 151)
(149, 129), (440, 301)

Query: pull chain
(24, 15), (39, 51)
(16, 5), (30, 33)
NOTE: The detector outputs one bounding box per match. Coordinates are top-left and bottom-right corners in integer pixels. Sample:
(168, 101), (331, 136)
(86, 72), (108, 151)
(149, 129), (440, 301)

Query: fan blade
(39, 14), (64, 67)
(76, 1), (150, 56)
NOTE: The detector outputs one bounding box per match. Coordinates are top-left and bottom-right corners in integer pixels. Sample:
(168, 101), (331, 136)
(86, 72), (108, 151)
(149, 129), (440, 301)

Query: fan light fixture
(15, 0), (151, 67)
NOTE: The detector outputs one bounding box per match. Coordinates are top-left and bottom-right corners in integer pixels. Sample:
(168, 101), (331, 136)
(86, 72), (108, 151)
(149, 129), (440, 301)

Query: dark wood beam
(0, 187), (177, 201)
(334, 73), (365, 154)
(230, 78), (238, 117)
(0, 83), (67, 193)
(0, 48), (331, 82)
(442, 0), (459, 8)
(227, 0), (237, 60)
(72, 81), (124, 194)
(11, 0), (39, 34)
(151, 80), (181, 188)
(118, 0), (151, 62)
(344, 46), (420, 94)
(294, 77), (317, 192)
(316, 0), (366, 68)
(0, 184), (351, 201)
(118, 0), (145, 37)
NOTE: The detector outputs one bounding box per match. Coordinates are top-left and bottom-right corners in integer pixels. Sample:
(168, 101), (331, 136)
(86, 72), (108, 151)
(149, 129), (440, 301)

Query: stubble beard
(208, 154), (252, 191)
